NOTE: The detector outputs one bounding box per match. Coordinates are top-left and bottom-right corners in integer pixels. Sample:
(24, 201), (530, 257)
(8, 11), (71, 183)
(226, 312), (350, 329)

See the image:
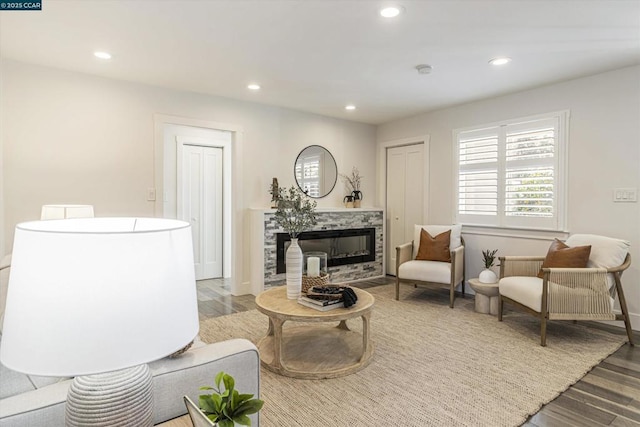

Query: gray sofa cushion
(0, 362), (35, 400)
(0, 333), (70, 400)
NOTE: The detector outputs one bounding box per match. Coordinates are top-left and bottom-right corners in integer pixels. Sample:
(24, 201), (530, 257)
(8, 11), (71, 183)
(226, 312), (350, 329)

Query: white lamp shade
(41, 204), (95, 220)
(0, 217), (199, 377)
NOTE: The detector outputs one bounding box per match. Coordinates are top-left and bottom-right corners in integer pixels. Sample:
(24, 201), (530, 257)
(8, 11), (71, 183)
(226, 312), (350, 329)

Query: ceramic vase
(286, 238), (303, 299)
(479, 268), (498, 284)
(352, 190), (362, 208)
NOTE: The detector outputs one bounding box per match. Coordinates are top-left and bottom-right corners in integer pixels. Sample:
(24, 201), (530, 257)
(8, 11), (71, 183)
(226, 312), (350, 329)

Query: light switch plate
(613, 188), (637, 202)
(147, 188), (156, 201)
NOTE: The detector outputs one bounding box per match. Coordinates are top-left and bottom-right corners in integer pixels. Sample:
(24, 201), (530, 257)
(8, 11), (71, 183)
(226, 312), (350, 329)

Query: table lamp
(0, 217), (199, 427)
(41, 204), (95, 220)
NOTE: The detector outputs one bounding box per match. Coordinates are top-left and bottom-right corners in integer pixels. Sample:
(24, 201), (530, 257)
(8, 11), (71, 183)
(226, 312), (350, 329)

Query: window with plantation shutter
(454, 112), (568, 231)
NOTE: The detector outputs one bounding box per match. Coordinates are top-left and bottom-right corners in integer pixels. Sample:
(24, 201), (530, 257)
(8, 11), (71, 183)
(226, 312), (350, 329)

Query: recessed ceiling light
(345, 105), (356, 111)
(415, 64), (433, 75)
(93, 51), (112, 60)
(247, 84), (261, 90)
(489, 57), (512, 66)
(380, 6), (402, 18)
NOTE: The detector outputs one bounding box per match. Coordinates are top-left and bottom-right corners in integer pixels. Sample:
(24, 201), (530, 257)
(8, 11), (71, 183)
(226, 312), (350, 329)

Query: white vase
(286, 238), (303, 299)
(479, 268), (498, 284)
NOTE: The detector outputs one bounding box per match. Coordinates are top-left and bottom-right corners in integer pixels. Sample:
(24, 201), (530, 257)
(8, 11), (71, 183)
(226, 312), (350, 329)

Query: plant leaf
(199, 396), (216, 414)
(223, 373), (235, 394)
(236, 393), (254, 404)
(233, 414), (252, 426)
(230, 389), (240, 411)
(235, 399), (264, 415)
(219, 419), (234, 427)
(211, 394), (223, 412)
(215, 371), (225, 389)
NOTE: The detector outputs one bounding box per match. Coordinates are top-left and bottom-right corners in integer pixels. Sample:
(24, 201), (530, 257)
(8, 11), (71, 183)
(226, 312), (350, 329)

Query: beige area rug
(199, 285), (626, 427)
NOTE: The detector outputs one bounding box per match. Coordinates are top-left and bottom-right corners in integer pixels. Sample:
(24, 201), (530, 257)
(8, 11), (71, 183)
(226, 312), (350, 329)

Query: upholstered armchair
(395, 224), (465, 308)
(498, 234), (633, 346)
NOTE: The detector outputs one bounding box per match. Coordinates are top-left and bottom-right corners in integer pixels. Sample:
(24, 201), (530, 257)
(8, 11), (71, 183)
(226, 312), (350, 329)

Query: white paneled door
(386, 143), (424, 275)
(179, 144), (223, 280)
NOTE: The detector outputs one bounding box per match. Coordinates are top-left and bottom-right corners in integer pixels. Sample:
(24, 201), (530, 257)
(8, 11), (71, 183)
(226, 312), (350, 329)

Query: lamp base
(65, 364), (153, 427)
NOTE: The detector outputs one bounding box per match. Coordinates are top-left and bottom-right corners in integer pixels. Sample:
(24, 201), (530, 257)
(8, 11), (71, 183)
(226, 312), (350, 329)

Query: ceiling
(1, 0), (639, 125)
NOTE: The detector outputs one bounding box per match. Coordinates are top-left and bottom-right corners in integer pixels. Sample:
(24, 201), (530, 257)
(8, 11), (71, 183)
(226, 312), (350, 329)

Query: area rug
(199, 285), (626, 427)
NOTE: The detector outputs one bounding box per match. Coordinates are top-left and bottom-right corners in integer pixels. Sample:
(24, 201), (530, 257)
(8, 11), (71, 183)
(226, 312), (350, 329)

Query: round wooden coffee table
(255, 286), (375, 379)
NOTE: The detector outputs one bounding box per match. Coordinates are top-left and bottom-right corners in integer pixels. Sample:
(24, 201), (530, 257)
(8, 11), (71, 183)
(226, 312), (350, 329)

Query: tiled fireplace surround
(250, 208), (384, 292)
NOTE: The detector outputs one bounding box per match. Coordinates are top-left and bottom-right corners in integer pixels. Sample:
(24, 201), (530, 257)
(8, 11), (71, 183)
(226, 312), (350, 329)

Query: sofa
(0, 255), (261, 426)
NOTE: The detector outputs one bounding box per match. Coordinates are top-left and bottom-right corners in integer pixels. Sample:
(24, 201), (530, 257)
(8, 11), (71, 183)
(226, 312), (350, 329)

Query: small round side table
(468, 278), (500, 315)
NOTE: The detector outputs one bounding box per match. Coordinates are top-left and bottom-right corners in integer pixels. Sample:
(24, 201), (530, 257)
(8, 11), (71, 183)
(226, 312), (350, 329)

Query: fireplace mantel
(249, 207), (384, 295)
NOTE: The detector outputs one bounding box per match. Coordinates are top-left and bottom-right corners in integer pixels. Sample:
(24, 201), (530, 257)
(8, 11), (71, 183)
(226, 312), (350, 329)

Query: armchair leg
(622, 315), (634, 346)
(540, 316), (547, 347)
(449, 287), (455, 309)
(498, 297), (503, 321)
(395, 277), (400, 301)
(615, 274), (635, 346)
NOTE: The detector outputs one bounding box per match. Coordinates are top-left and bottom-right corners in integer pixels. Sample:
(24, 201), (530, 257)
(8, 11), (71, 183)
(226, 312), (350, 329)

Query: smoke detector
(415, 64), (433, 74)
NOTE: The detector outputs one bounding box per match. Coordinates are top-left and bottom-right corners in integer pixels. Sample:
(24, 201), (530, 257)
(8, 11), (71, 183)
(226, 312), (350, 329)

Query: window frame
(453, 110), (570, 232)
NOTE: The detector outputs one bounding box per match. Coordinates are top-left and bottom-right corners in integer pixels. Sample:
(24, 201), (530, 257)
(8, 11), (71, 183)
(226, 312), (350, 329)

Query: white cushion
(565, 234), (629, 269)
(499, 276), (544, 312)
(412, 224), (462, 259)
(398, 260), (451, 284)
(565, 234), (629, 290)
(499, 276), (614, 314)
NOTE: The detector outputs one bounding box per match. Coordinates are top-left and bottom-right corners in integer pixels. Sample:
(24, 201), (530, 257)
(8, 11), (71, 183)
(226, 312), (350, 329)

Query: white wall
(1, 60), (377, 291)
(377, 65), (640, 330)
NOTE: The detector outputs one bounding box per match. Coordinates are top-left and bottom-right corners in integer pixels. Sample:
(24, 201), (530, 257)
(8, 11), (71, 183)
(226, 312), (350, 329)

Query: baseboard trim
(599, 310), (640, 333)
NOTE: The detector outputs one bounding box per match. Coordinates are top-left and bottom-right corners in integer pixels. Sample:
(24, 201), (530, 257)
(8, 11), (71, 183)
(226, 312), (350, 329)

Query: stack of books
(297, 295), (344, 311)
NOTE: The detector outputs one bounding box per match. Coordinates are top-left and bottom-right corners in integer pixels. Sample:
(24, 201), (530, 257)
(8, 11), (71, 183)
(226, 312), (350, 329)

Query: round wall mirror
(294, 145), (337, 198)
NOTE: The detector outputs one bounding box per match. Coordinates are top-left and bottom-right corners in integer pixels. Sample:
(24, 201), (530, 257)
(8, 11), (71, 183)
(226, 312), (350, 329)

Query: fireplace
(276, 228), (376, 274)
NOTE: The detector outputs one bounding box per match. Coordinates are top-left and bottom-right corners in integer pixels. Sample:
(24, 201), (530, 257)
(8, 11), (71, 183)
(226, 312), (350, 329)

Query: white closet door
(386, 147), (406, 275)
(386, 144), (424, 275)
(179, 144), (223, 280)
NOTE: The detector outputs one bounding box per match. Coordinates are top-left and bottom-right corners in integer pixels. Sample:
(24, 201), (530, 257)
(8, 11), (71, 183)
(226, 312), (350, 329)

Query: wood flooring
(196, 276), (640, 427)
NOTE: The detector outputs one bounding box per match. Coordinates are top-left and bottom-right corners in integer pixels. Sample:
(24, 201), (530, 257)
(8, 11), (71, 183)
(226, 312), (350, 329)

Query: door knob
(191, 218), (197, 222)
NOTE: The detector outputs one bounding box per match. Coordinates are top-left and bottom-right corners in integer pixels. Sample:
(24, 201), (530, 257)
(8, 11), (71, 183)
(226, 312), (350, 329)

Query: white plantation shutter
(295, 154), (321, 197)
(457, 128), (499, 225)
(455, 112), (568, 230)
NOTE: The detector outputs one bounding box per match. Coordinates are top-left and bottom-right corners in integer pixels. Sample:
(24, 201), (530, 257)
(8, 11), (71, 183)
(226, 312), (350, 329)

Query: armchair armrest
(451, 245), (464, 286)
(396, 242), (413, 271)
(499, 256), (545, 279)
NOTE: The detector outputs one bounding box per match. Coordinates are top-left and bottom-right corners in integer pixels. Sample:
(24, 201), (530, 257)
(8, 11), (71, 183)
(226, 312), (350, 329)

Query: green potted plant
(199, 371), (264, 427)
(273, 186), (318, 299)
(479, 249), (498, 283)
(273, 186), (317, 238)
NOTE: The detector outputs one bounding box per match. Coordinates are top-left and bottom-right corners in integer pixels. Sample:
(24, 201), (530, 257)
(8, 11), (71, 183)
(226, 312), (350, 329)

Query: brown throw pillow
(416, 229), (451, 262)
(537, 239), (591, 278)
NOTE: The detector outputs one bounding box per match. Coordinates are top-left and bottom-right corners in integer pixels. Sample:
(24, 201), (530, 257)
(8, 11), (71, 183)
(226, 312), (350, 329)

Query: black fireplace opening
(276, 228), (376, 274)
